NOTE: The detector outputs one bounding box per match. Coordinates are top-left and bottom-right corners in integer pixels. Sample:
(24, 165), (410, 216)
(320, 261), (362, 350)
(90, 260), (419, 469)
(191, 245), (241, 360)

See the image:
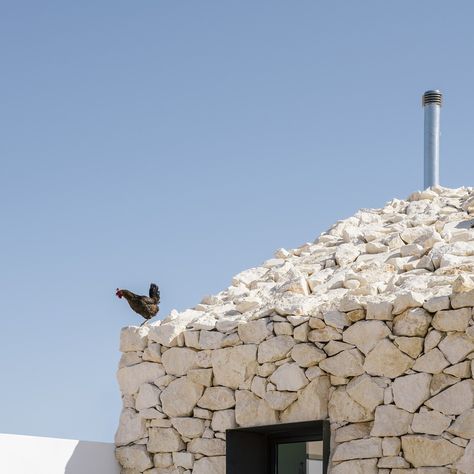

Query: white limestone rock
(172, 452), (194, 469)
(192, 456), (225, 474)
(381, 437), (401, 456)
(401, 435), (464, 468)
(411, 410), (451, 435)
(319, 349), (364, 378)
(116, 445), (153, 471)
(455, 439), (474, 473)
(264, 391), (298, 411)
(257, 336), (295, 363)
(328, 387), (373, 423)
(136, 383), (161, 410)
(198, 387), (236, 410)
(330, 459), (378, 474)
(161, 347), (199, 376)
(394, 336), (424, 358)
(269, 362), (309, 391)
(447, 408), (474, 439)
(237, 319), (271, 344)
(370, 405), (413, 436)
(393, 308), (432, 337)
(147, 427), (185, 453)
(451, 289), (474, 309)
(364, 339), (413, 378)
(211, 409), (236, 432)
(432, 308), (471, 332)
(392, 373), (432, 413)
(211, 344), (258, 389)
(392, 291), (425, 314)
(346, 374), (384, 412)
(120, 326), (149, 352)
(342, 321), (390, 355)
(115, 408), (147, 446)
(413, 348), (449, 374)
(235, 390), (278, 427)
(280, 376), (330, 423)
(425, 380), (474, 415)
(188, 438), (226, 456)
(366, 301), (393, 321)
(438, 333), (474, 364)
(290, 343), (326, 367)
(332, 437), (382, 461)
(117, 362), (165, 396)
(160, 377), (204, 417)
(187, 368), (213, 387)
(170, 417), (205, 438)
(323, 310), (350, 329)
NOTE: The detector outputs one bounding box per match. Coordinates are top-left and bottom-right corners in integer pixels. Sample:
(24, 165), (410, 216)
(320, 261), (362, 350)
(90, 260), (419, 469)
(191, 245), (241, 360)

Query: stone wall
(115, 187), (474, 473)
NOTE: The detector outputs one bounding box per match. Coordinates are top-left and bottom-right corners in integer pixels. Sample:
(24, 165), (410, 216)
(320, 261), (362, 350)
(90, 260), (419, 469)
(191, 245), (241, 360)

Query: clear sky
(1, 1), (474, 442)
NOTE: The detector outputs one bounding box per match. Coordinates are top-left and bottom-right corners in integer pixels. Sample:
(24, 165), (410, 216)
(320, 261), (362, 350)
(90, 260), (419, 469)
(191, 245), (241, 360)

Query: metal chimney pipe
(422, 90), (442, 188)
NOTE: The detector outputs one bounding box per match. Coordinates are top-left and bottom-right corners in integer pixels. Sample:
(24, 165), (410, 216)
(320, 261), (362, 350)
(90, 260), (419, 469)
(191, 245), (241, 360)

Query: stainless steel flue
(423, 90), (442, 188)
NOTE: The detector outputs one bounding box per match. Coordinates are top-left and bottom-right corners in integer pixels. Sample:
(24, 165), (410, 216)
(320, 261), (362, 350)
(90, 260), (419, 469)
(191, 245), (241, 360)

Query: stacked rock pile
(115, 187), (474, 473)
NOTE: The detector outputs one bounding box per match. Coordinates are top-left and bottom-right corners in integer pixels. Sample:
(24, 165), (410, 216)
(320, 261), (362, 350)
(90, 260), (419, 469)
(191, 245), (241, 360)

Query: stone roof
(149, 186), (474, 346)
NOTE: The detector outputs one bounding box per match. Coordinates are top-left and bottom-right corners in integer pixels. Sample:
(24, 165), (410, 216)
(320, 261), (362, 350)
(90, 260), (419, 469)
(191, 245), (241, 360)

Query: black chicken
(116, 283), (160, 325)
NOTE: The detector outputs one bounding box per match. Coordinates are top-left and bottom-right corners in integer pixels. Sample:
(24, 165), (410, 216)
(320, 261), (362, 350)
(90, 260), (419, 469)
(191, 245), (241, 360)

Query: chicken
(116, 283), (160, 325)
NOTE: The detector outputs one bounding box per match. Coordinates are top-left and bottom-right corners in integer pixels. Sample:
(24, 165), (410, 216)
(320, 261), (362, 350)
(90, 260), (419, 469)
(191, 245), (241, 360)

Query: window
(226, 420), (330, 474)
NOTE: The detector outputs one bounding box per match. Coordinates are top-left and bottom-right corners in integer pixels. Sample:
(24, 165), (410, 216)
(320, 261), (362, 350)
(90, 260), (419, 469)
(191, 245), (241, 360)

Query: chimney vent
(422, 90), (442, 188)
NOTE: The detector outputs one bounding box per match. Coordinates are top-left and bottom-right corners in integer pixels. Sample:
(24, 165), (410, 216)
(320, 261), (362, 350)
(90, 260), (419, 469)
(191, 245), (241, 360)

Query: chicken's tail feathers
(149, 283), (160, 302)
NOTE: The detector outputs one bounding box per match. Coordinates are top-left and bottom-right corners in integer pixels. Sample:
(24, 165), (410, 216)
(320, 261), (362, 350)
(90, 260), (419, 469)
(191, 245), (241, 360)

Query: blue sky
(1, 1), (474, 442)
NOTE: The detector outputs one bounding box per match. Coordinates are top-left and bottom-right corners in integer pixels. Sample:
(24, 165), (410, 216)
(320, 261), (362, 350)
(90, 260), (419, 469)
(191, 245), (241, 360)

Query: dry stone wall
(116, 187), (474, 473)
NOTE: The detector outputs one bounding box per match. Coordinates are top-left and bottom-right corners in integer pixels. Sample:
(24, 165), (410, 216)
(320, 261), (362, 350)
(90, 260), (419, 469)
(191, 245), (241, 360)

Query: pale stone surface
(371, 405), (413, 436)
(366, 301), (393, 320)
(170, 417), (204, 438)
(211, 409), (236, 432)
(364, 339), (413, 378)
(269, 362), (309, 391)
(448, 409), (474, 439)
(393, 291), (425, 314)
(411, 410), (451, 435)
(424, 330), (442, 353)
(172, 452), (193, 469)
(211, 345), (257, 389)
(335, 422), (372, 442)
(430, 373), (459, 396)
(401, 435), (464, 467)
(328, 387), (373, 423)
(136, 383), (161, 410)
(423, 296), (450, 313)
(187, 368), (213, 387)
(264, 391), (298, 410)
(444, 360), (471, 378)
(394, 336), (424, 358)
(382, 437), (401, 456)
(237, 319), (271, 343)
(117, 362), (165, 396)
(342, 321), (390, 355)
(324, 310), (350, 329)
(332, 437), (382, 461)
(432, 308), (471, 332)
(120, 326), (149, 352)
(346, 374), (384, 412)
(392, 373), (431, 413)
(319, 349), (364, 377)
(148, 427), (185, 453)
(161, 347), (199, 376)
(413, 348), (449, 374)
(192, 456), (225, 474)
(377, 456), (409, 468)
(115, 408), (147, 446)
(451, 289), (474, 309)
(235, 390), (278, 426)
(393, 308), (432, 337)
(455, 439), (474, 473)
(116, 445), (153, 471)
(330, 459), (378, 474)
(438, 333), (474, 364)
(160, 377), (204, 417)
(188, 438), (226, 456)
(198, 387), (235, 410)
(425, 380), (474, 415)
(290, 343), (326, 367)
(258, 336), (295, 363)
(280, 377), (330, 423)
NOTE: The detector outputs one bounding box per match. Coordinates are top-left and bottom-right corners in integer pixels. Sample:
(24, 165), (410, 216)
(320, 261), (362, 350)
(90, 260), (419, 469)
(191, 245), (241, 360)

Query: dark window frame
(226, 420), (330, 474)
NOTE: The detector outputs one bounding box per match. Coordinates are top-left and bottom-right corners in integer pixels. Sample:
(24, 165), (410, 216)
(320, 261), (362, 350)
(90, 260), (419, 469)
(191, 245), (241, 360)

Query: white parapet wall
(0, 433), (120, 474)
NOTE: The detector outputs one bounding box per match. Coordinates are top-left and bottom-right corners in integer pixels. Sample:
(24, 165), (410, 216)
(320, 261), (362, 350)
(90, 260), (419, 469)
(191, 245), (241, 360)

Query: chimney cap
(423, 90), (443, 107)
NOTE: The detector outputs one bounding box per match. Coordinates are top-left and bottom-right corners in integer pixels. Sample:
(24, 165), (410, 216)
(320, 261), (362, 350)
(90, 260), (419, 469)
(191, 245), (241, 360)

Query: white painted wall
(0, 434), (120, 474)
